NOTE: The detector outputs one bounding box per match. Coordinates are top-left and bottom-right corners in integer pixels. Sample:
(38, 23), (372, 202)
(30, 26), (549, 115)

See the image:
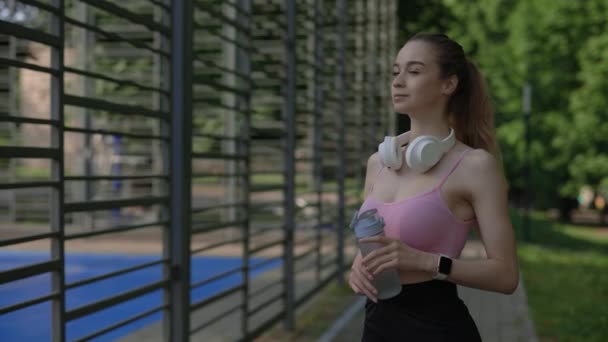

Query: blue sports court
(0, 251), (280, 341)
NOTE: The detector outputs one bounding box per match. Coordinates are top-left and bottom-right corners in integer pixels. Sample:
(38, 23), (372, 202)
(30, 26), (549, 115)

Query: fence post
(336, 0), (347, 283)
(50, 1), (66, 341)
(238, 0), (253, 338)
(170, 0), (193, 340)
(354, 0), (366, 187)
(283, 0), (297, 331)
(389, 0), (398, 135)
(309, 0), (324, 283)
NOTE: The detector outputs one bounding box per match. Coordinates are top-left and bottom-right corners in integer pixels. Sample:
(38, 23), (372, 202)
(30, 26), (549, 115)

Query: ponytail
(408, 33), (501, 160)
(449, 60), (500, 159)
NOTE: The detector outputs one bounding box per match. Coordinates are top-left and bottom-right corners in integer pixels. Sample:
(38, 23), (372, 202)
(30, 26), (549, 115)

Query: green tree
(443, 0), (608, 219)
(565, 33), (608, 222)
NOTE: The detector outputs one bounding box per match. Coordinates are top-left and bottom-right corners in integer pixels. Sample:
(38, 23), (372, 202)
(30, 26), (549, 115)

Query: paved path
(328, 240), (538, 342)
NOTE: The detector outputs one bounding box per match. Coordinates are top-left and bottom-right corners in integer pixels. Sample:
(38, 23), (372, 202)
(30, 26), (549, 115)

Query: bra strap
(438, 149), (471, 187)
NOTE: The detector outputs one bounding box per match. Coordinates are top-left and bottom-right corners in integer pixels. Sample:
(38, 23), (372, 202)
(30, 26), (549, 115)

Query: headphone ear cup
(378, 137), (389, 167)
(378, 136), (403, 171)
(389, 136), (404, 171)
(406, 136), (441, 173)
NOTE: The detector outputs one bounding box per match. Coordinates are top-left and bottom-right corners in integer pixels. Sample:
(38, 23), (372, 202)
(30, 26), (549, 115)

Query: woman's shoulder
(460, 147), (500, 173)
(367, 151), (381, 168)
(456, 146), (505, 185)
(365, 152), (383, 180)
(362, 152), (383, 197)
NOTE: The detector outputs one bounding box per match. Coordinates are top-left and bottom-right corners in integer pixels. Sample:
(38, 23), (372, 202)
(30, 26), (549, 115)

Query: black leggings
(362, 280), (482, 342)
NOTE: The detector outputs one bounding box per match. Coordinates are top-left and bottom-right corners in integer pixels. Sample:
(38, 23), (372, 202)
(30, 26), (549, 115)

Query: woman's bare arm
(429, 149), (519, 294)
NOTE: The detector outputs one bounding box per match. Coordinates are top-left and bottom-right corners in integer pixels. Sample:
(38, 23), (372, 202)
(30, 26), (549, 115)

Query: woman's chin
(393, 104), (413, 114)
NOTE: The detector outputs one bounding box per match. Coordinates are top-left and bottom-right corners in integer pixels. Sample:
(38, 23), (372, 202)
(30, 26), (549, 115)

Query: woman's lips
(393, 95), (408, 102)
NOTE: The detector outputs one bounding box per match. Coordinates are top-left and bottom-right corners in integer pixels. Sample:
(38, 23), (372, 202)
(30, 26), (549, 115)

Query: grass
(257, 280), (358, 341)
(513, 212), (608, 342)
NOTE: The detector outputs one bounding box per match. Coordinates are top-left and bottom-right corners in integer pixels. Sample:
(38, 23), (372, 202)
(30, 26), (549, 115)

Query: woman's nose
(392, 74), (404, 88)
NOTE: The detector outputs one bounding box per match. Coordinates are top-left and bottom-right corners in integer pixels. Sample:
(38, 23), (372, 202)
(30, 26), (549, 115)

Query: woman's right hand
(348, 252), (378, 302)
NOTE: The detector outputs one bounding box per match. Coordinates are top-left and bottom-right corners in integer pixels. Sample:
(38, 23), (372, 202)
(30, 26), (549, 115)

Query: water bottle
(350, 209), (402, 300)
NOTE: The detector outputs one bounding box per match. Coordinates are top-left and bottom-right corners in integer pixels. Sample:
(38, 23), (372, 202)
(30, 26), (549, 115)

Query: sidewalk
(324, 240), (538, 342)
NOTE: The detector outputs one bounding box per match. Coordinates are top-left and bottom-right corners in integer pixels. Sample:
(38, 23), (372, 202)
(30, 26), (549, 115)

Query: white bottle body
(358, 235), (402, 300)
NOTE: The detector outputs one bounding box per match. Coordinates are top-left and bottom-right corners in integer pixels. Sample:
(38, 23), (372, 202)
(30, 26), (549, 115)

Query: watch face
(439, 256), (452, 274)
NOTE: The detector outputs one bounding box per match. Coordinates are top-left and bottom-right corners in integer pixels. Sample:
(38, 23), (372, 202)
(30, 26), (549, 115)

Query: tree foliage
(397, 0), (608, 212)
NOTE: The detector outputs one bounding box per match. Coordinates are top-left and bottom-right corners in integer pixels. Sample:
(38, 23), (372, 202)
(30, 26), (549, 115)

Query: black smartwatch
(432, 254), (452, 280)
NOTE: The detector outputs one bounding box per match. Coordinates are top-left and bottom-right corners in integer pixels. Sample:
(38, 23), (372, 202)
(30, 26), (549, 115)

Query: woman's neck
(411, 121), (450, 140)
(398, 116), (451, 146)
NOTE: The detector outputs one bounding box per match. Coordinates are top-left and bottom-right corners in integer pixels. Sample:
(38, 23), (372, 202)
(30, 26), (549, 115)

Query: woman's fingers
(349, 279), (362, 295)
(359, 264), (374, 280)
(366, 253), (396, 274)
(373, 258), (399, 275)
(352, 267), (378, 302)
(349, 269), (370, 297)
(352, 255), (374, 280)
(361, 246), (390, 265)
(348, 271), (362, 293)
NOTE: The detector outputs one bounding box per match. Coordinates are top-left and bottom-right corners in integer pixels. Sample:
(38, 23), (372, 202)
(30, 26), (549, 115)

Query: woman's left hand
(359, 236), (432, 275)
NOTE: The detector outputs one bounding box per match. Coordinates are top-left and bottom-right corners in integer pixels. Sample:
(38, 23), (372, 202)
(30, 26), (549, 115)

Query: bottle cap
(352, 208), (385, 239)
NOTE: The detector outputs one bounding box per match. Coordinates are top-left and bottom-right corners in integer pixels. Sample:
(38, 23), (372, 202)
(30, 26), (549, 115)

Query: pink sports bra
(358, 149), (475, 258)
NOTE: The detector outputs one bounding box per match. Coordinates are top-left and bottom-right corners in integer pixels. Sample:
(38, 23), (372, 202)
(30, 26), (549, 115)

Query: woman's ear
(442, 74), (458, 95)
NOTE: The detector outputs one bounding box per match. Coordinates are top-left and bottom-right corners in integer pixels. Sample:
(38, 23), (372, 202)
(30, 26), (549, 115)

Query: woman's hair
(408, 32), (500, 158)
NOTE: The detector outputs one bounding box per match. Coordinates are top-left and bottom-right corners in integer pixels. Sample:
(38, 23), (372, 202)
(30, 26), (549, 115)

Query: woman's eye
(408, 70), (420, 74)
(392, 72), (399, 76)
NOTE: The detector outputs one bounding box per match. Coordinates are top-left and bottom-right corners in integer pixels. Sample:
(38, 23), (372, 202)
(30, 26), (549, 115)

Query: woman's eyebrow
(393, 61), (425, 68)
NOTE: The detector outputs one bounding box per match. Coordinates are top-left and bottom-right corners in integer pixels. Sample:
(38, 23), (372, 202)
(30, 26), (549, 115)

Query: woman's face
(391, 40), (452, 115)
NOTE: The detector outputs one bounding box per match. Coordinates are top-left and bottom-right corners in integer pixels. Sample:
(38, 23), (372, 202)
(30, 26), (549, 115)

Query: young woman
(347, 33), (519, 341)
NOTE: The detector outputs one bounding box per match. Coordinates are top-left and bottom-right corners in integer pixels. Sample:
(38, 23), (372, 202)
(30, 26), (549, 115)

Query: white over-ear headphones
(378, 128), (456, 173)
